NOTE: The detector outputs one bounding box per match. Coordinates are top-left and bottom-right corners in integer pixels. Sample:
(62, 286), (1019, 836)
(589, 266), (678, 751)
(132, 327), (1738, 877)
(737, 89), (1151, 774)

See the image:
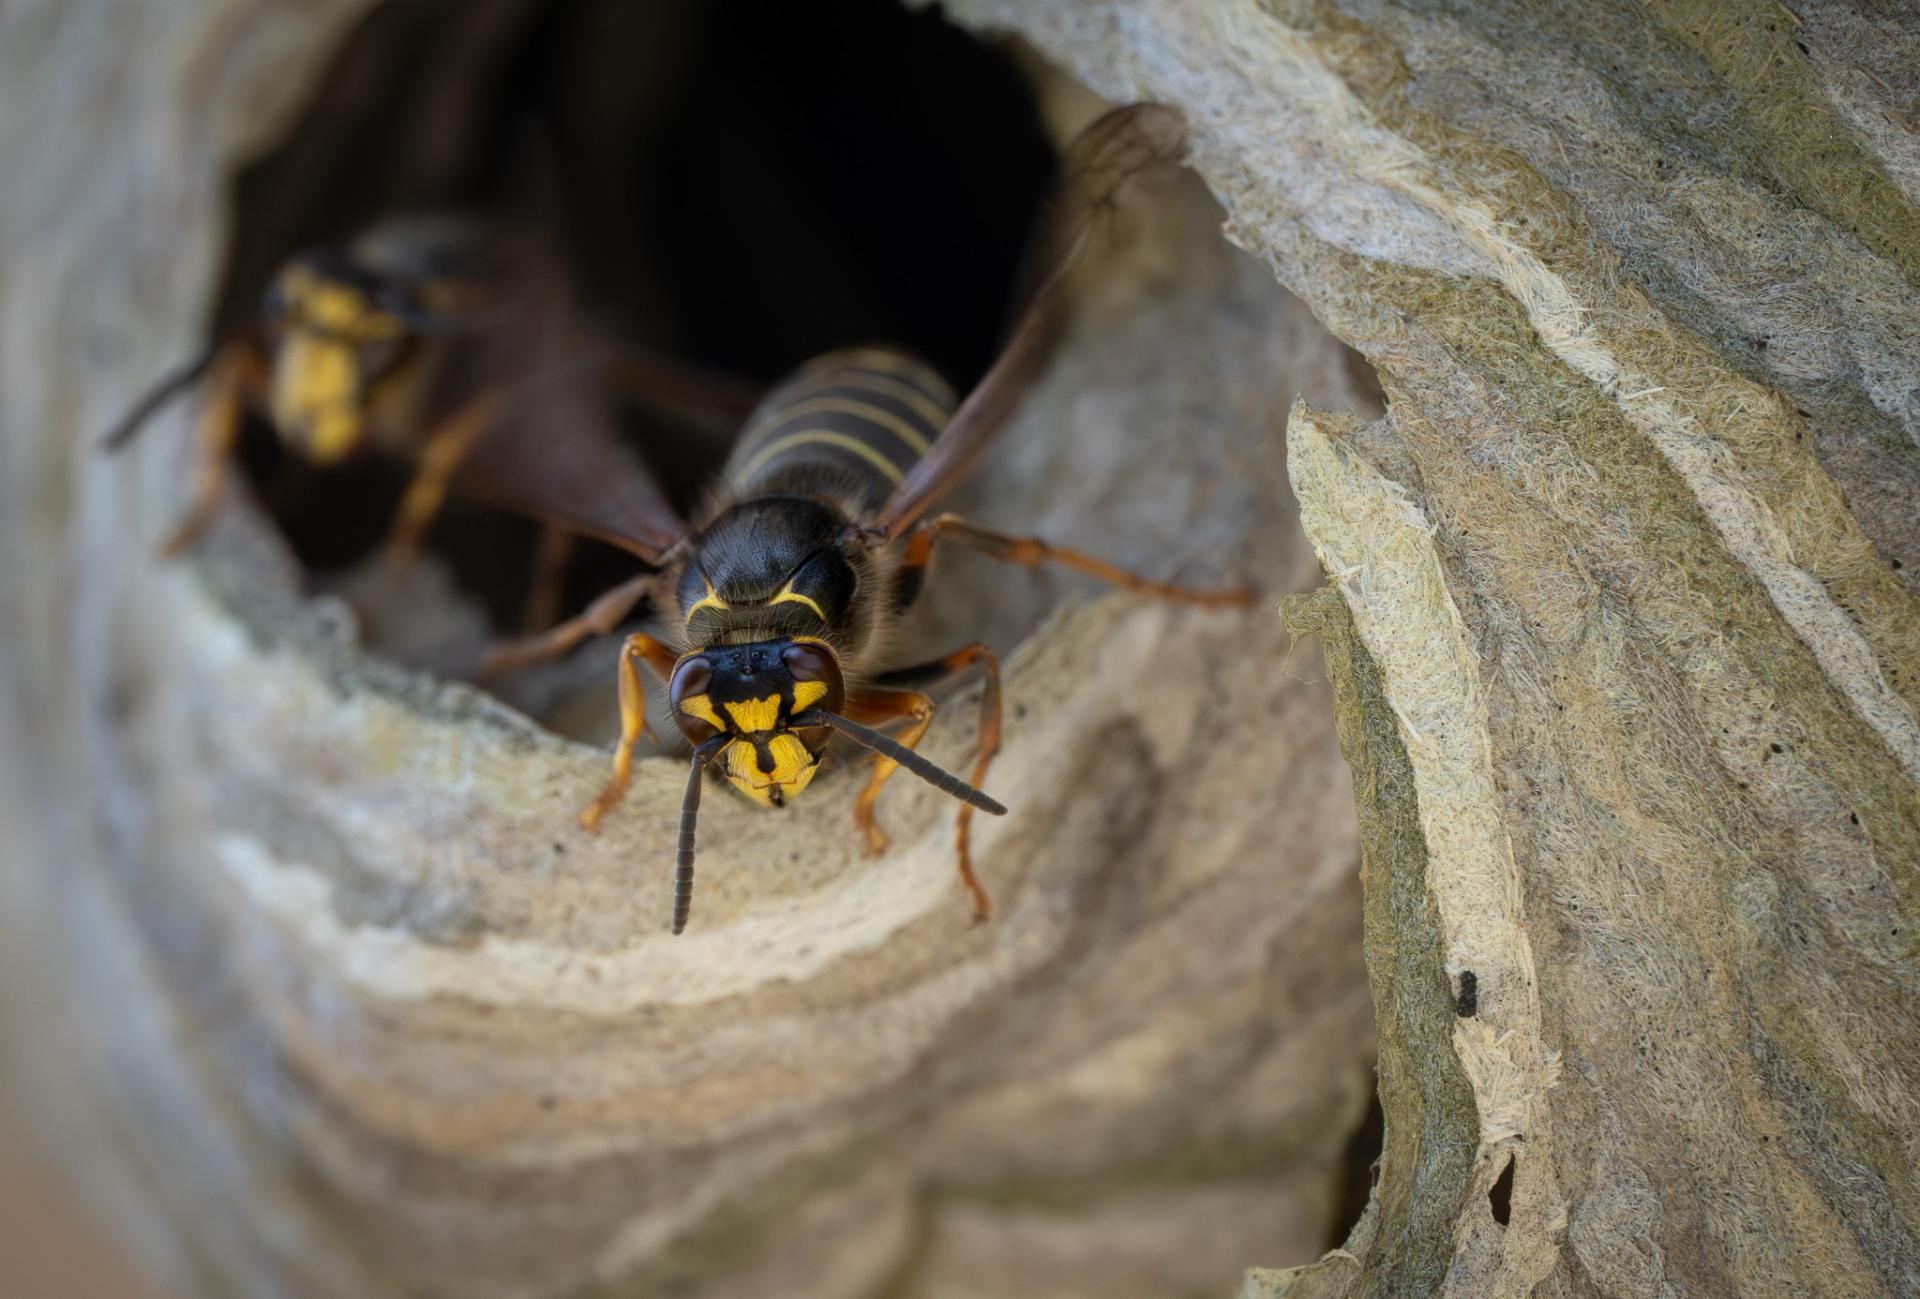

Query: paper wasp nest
(2, 2), (1917, 1298)
(932, 2), (1920, 1297)
(1, 4), (1373, 1298)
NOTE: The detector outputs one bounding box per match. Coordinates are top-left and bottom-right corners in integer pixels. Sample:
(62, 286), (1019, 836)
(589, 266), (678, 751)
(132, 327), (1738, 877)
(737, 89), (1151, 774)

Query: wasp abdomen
(724, 347), (955, 511)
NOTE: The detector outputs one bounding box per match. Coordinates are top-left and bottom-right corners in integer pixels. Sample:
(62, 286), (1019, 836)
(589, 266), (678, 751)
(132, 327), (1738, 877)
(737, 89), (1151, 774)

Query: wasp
(479, 105), (1249, 933)
(103, 215), (758, 605)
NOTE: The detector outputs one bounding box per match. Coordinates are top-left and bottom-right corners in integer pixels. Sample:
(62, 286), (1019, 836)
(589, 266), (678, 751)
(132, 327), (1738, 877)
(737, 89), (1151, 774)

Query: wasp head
(261, 254), (417, 465)
(668, 640), (847, 807)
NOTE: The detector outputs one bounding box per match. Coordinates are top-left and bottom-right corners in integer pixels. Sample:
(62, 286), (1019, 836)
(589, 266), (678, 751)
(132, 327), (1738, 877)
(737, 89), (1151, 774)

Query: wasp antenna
(795, 710), (1008, 818)
(98, 347), (216, 452)
(673, 734), (732, 935)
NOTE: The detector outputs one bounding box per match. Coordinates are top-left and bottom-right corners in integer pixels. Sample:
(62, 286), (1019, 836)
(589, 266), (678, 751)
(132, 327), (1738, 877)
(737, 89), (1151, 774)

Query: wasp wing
(432, 223), (700, 564)
(608, 343), (765, 434)
(864, 103), (1189, 543)
(448, 361), (694, 563)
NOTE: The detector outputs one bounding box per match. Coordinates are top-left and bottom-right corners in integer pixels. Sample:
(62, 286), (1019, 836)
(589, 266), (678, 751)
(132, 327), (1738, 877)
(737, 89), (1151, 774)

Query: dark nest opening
(215, 0), (1054, 640)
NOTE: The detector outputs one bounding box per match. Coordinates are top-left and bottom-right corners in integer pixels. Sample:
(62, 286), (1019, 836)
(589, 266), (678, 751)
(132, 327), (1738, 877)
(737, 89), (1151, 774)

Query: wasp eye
(782, 643), (845, 717)
(671, 656), (713, 703)
(670, 656), (718, 743)
(782, 644), (833, 681)
(371, 283), (430, 334)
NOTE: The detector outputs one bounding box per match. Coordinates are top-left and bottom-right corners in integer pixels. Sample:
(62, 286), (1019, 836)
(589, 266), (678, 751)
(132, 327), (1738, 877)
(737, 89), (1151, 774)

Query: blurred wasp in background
(102, 213), (760, 624)
(478, 105), (1251, 934)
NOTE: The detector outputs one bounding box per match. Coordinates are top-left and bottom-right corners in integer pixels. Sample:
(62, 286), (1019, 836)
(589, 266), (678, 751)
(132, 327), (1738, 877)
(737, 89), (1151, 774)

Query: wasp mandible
(480, 105), (1250, 933)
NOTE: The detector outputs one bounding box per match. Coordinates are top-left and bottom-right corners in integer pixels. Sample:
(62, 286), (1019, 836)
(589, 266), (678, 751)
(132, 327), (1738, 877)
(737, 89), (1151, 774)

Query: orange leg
(384, 390), (503, 564)
(522, 526), (577, 633)
(889, 526), (938, 609)
(900, 528), (936, 570)
(920, 513), (1251, 607)
(939, 645), (1002, 922)
(156, 339), (266, 556)
(844, 688), (935, 859)
(849, 641), (1004, 922)
(479, 573), (654, 677)
(579, 632), (681, 831)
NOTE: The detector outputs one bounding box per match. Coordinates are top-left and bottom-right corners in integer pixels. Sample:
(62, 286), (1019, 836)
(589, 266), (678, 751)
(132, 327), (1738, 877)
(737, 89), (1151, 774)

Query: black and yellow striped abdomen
(724, 347), (955, 512)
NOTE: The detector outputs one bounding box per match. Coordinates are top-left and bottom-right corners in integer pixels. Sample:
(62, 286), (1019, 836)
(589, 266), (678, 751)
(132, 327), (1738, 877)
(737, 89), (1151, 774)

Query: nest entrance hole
(205, 6), (1388, 1273)
(218, 0), (1056, 630)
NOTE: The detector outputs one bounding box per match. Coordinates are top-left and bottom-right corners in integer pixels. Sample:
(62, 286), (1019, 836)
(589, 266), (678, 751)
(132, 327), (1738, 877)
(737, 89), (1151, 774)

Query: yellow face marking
(271, 334), (363, 464)
(792, 680), (828, 712)
(724, 734), (820, 806)
(770, 580), (827, 622)
(734, 428), (906, 485)
(684, 575), (729, 624)
(308, 283), (372, 333)
(677, 693), (724, 730)
(723, 694), (784, 735)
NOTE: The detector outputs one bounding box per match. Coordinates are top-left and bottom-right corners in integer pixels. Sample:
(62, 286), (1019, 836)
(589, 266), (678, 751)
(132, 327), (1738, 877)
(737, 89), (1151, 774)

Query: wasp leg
(156, 339), (267, 556)
(888, 526), (939, 610)
(479, 572), (653, 677)
(521, 526), (577, 633)
(848, 640), (1003, 923)
(383, 390), (503, 565)
(843, 688), (935, 860)
(579, 632), (681, 831)
(917, 513), (1252, 606)
(882, 644), (1003, 921)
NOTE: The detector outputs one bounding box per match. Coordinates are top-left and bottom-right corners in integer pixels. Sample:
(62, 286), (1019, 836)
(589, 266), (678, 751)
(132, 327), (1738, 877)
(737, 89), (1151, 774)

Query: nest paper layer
(926, 1), (1920, 1296)
(0, 6), (1376, 1296)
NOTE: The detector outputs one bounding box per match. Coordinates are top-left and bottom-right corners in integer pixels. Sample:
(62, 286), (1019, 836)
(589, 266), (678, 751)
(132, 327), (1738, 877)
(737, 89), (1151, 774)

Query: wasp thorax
(669, 640), (845, 808)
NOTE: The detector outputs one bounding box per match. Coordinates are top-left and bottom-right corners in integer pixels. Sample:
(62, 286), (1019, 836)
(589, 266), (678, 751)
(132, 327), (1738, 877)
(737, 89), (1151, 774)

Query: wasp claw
(579, 783), (624, 833)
